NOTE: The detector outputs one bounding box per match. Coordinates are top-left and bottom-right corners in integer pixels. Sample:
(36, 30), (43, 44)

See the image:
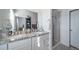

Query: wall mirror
(10, 9), (38, 35)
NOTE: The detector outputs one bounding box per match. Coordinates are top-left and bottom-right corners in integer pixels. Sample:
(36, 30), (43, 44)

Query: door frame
(69, 9), (79, 49)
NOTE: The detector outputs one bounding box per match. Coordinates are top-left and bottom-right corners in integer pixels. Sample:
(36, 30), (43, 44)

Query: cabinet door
(25, 38), (31, 50)
(8, 38), (31, 50)
(0, 44), (7, 50)
(43, 39), (49, 50)
(32, 34), (49, 50)
(40, 34), (49, 50)
(32, 37), (40, 50)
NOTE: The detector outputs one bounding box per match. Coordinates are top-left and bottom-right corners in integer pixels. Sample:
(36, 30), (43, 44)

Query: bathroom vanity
(0, 32), (49, 50)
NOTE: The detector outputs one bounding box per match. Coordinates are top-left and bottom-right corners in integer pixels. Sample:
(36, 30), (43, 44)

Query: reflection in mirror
(15, 16), (26, 31)
(9, 9), (38, 36)
(15, 16), (31, 34)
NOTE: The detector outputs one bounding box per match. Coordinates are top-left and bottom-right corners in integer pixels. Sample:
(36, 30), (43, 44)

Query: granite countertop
(0, 32), (49, 45)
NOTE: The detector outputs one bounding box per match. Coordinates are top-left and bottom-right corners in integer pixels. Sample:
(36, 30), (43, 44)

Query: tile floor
(52, 44), (78, 50)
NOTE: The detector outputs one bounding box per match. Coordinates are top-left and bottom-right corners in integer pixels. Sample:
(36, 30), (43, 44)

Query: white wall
(41, 9), (51, 31)
(60, 9), (73, 47)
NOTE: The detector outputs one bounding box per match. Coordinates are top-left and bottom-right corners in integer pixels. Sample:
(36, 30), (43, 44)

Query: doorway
(69, 9), (79, 49)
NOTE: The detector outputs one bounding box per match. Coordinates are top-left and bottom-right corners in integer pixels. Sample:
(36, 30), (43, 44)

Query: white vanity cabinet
(32, 33), (49, 50)
(0, 44), (7, 50)
(32, 36), (42, 50)
(8, 38), (31, 50)
(40, 34), (49, 50)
